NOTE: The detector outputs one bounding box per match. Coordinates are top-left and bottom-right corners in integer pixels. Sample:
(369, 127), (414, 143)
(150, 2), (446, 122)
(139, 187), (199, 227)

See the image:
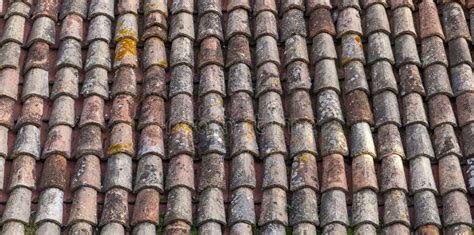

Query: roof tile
(257, 92), (285, 127)
(256, 63), (282, 97)
(320, 121), (349, 156)
(85, 40), (112, 71)
(309, 9), (335, 38)
(394, 34), (421, 67)
(169, 12), (194, 41)
(42, 125), (72, 158)
(380, 155), (408, 192)
(449, 59), (473, 99)
(141, 66), (167, 98)
(409, 156), (438, 193)
(59, 14), (83, 41)
(8, 155), (36, 190)
(442, 2), (470, 42)
(319, 189), (349, 226)
(134, 154), (164, 192)
(34, 187), (64, 225)
(197, 37), (224, 68)
(289, 188), (318, 225)
(423, 64), (453, 99)
(68, 187), (98, 225)
(352, 189), (379, 226)
(26, 17), (55, 46)
(439, 154), (467, 195)
(373, 91), (402, 127)
(391, 7), (417, 38)
(448, 38), (472, 67)
(349, 122), (375, 159)
(70, 154), (101, 190)
(428, 94), (457, 128)
(321, 154), (348, 192)
(316, 89), (344, 126)
(287, 61), (311, 92)
(365, 4), (391, 35)
(419, 0), (445, 40)
(383, 189), (410, 226)
(284, 35), (309, 66)
(259, 187), (288, 225)
(99, 188), (129, 227)
(337, 8), (363, 37)
(197, 13), (223, 42)
(255, 35), (280, 67)
(227, 63), (253, 95)
(402, 93), (428, 126)
(75, 126), (104, 158)
(225, 9), (251, 39)
(341, 34), (365, 65)
(462, 123), (474, 157)
(0, 15), (26, 45)
(259, 125), (287, 157)
(405, 123), (436, 159)
(88, 0), (114, 20)
(229, 153), (256, 189)
(131, 188), (160, 225)
(306, 0), (332, 12)
(163, 187), (193, 225)
(137, 125), (165, 158)
(198, 123), (226, 154)
(421, 36), (448, 68)
(280, 9), (306, 41)
(144, 0), (168, 16)
(399, 64), (425, 96)
(78, 95), (105, 129)
(352, 154), (378, 191)
(262, 153), (288, 189)
(367, 32), (395, 65)
(442, 191), (472, 226)
(59, 0), (87, 19)
(82, 68), (110, 99)
(104, 154), (133, 191)
(196, 188), (226, 224)
(433, 123), (462, 158)
(0, 97), (15, 129)
(117, 0), (139, 15)
(51, 67), (79, 99)
(311, 33), (337, 64)
(412, 191), (441, 228)
(12, 125), (41, 159)
(228, 187), (255, 225)
(1, 187), (33, 224)
(86, 15), (112, 44)
(5, 1), (31, 19)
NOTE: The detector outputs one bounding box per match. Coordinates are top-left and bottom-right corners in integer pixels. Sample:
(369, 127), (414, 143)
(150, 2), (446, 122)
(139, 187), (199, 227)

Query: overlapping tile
(391, 0), (442, 233)
(312, 0), (350, 233)
(1, 1), (39, 234)
(0, 0), (471, 234)
(420, 0), (472, 233)
(226, 0), (258, 233)
(254, 1), (288, 233)
(283, 0), (319, 233)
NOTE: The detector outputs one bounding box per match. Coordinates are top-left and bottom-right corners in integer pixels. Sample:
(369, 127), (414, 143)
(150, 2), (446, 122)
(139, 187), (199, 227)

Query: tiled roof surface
(0, 0), (473, 234)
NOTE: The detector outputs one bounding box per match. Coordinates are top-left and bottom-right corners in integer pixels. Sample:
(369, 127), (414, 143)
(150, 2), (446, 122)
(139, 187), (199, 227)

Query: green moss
(25, 223), (36, 235)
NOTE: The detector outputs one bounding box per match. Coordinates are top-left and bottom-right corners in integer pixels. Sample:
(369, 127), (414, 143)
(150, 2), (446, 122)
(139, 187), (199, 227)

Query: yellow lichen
(159, 60), (168, 67)
(171, 123), (193, 136)
(115, 38), (137, 63)
(354, 35), (363, 48)
(107, 143), (133, 156)
(299, 153), (310, 162)
(116, 21), (137, 42)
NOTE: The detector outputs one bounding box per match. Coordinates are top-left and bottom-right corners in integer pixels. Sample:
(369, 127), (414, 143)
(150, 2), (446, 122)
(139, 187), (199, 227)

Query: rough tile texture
(0, 0), (473, 234)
